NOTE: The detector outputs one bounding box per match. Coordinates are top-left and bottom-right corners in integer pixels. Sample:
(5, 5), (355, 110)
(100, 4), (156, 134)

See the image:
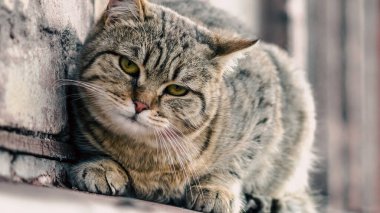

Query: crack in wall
(0, 125), (61, 141)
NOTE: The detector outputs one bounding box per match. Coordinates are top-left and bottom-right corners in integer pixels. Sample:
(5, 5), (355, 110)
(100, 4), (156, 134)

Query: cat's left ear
(104, 0), (149, 25)
(212, 35), (258, 69)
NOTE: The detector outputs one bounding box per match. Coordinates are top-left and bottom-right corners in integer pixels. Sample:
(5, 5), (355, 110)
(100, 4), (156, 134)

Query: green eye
(165, 84), (189, 96)
(120, 56), (139, 77)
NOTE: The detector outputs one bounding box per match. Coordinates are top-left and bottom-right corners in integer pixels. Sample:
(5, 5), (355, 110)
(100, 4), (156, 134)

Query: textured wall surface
(0, 0), (93, 134)
(0, 0), (95, 184)
(0, 149), (69, 186)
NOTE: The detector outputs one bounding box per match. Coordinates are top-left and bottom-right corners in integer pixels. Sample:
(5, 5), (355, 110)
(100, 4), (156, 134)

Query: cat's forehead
(120, 6), (214, 52)
(115, 8), (215, 80)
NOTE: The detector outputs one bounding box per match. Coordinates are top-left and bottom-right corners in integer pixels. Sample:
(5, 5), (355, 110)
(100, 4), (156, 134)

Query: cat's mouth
(104, 103), (171, 138)
(119, 113), (147, 127)
(129, 114), (137, 122)
(110, 112), (156, 138)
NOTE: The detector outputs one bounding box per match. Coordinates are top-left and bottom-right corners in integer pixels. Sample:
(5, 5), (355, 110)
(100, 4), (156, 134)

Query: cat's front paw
(185, 185), (241, 213)
(69, 158), (130, 196)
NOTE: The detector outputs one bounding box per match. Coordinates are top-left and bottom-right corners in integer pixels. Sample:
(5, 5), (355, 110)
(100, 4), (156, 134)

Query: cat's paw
(185, 185), (241, 213)
(69, 158), (130, 196)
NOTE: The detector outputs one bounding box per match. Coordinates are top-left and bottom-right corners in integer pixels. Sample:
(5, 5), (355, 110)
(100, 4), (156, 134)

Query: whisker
(155, 128), (176, 175)
(163, 125), (206, 201)
(57, 79), (127, 109)
(162, 128), (196, 199)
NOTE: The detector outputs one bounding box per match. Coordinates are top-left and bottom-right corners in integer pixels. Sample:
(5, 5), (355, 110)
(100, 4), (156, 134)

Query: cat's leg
(69, 158), (130, 196)
(185, 172), (243, 213)
(275, 192), (317, 213)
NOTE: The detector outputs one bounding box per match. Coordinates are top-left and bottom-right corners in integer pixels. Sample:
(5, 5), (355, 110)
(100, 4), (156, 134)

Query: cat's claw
(69, 159), (130, 196)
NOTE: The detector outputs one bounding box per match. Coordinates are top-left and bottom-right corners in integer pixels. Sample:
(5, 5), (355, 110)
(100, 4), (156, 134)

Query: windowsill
(0, 181), (194, 213)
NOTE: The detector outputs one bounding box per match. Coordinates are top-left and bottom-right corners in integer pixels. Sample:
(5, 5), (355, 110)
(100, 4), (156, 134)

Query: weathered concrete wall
(0, 149), (69, 186)
(0, 0), (93, 134)
(0, 0), (95, 184)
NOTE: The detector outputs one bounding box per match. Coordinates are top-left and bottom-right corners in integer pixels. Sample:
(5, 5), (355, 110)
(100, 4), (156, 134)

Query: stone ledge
(0, 149), (69, 186)
(0, 182), (195, 213)
(0, 130), (75, 160)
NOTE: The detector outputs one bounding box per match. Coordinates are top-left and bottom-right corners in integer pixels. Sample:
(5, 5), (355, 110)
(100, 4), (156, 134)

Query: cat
(67, 0), (318, 212)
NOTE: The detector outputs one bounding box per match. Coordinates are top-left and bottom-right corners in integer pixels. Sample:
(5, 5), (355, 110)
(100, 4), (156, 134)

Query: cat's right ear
(103, 0), (149, 25)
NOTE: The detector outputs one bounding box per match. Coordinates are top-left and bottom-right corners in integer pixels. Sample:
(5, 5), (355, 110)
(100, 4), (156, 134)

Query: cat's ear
(104, 0), (148, 25)
(214, 36), (258, 57)
(212, 36), (258, 71)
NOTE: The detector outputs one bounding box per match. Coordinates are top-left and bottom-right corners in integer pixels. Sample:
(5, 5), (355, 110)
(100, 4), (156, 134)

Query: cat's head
(77, 0), (256, 147)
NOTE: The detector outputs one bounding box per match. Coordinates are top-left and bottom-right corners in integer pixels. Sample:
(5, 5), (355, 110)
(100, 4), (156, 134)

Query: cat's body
(68, 0), (317, 212)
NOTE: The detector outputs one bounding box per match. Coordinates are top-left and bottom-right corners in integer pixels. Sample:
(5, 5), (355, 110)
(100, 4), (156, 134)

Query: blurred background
(205, 0), (379, 212)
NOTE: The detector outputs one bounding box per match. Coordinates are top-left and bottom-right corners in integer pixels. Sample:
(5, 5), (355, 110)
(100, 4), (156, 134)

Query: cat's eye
(165, 84), (189, 96)
(120, 56), (140, 77)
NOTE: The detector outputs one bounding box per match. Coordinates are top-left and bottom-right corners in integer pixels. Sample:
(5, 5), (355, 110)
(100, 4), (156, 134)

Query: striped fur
(68, 0), (317, 212)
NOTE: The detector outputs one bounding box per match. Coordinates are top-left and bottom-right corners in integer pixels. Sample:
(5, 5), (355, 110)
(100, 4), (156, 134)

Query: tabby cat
(68, 0), (317, 212)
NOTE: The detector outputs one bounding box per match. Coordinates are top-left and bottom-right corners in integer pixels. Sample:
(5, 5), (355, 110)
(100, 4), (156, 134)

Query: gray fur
(68, 1), (317, 212)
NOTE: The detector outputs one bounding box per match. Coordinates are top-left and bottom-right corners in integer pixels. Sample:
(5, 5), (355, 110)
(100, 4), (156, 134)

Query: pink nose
(134, 101), (149, 113)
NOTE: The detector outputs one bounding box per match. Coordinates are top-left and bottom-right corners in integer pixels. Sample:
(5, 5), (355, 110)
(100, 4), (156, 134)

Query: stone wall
(0, 0), (95, 185)
(0, 149), (69, 186)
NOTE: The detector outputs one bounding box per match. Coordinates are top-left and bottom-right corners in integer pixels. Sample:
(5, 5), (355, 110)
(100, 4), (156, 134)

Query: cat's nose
(134, 101), (149, 113)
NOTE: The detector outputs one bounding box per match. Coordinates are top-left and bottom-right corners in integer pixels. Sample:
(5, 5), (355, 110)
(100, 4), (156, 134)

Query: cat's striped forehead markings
(141, 11), (202, 82)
